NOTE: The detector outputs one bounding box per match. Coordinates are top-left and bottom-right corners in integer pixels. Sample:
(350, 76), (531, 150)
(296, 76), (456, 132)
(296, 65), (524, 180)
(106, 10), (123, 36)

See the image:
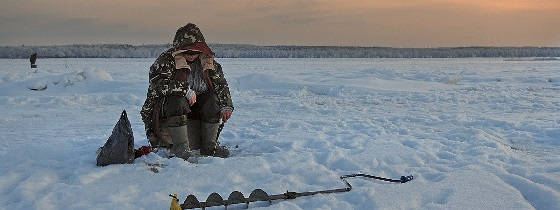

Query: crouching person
(141, 23), (234, 160)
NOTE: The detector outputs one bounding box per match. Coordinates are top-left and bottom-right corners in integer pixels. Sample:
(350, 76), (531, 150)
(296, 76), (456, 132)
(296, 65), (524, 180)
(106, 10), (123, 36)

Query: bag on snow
(96, 110), (135, 166)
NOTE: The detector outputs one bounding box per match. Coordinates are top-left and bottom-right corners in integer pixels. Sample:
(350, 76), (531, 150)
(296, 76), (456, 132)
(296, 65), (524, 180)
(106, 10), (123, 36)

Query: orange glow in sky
(1, 0), (559, 47)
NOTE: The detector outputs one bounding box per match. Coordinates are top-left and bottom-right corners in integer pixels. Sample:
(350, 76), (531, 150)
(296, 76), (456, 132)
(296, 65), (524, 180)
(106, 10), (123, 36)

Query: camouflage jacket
(140, 49), (234, 136)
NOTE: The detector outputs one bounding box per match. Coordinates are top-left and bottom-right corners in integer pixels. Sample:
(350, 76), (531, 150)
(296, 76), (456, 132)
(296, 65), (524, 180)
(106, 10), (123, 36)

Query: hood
(173, 23), (205, 49)
(172, 23), (214, 56)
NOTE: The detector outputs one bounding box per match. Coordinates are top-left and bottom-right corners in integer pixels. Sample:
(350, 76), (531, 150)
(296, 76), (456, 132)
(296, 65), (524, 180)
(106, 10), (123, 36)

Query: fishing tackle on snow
(171, 173), (413, 209)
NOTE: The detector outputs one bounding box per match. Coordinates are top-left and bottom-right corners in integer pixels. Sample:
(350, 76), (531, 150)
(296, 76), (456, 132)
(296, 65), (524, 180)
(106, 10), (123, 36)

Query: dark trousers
(187, 92), (221, 154)
(188, 92), (220, 123)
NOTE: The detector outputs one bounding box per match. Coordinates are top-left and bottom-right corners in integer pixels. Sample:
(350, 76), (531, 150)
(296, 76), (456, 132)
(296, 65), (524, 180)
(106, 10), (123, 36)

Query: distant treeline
(1, 44), (559, 58)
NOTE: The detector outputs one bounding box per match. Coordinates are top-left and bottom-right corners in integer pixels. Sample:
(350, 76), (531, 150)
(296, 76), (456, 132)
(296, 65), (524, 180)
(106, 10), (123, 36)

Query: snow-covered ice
(0, 58), (559, 209)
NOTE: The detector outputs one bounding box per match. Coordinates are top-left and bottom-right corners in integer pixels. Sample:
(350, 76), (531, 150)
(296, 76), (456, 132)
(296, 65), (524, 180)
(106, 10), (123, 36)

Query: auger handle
(341, 173), (413, 183)
(400, 175), (414, 183)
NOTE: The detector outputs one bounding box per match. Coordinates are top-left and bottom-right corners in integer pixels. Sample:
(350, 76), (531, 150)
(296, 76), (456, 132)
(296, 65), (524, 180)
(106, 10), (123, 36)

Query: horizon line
(3, 43), (560, 49)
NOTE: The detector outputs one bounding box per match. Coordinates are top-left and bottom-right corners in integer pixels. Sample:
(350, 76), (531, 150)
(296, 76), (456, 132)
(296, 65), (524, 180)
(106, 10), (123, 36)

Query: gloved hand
(188, 94), (196, 106)
(222, 110), (232, 122)
(185, 89), (196, 105)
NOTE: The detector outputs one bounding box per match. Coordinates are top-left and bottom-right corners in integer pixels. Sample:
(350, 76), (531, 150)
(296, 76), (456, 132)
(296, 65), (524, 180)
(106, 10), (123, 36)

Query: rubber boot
(147, 133), (159, 148)
(166, 125), (192, 160)
(213, 145), (230, 158)
(200, 122), (229, 158)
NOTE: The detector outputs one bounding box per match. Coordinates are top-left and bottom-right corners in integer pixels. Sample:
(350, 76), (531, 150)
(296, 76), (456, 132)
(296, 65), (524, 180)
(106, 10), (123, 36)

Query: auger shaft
(180, 173), (412, 209)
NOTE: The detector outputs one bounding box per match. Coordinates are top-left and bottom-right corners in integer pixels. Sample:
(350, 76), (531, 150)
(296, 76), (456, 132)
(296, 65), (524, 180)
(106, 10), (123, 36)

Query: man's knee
(200, 94), (221, 123)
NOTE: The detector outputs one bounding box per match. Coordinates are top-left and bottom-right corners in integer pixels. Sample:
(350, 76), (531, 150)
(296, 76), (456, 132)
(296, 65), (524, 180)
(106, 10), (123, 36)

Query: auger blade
(227, 191), (247, 205)
(182, 194), (201, 209)
(248, 189), (270, 203)
(205, 192), (225, 207)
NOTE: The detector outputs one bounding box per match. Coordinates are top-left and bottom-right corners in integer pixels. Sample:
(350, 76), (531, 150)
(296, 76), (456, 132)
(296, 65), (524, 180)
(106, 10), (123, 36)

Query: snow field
(0, 58), (559, 209)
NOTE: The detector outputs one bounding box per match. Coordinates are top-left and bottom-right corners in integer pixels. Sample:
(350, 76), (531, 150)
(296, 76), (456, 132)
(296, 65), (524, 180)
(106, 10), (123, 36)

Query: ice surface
(0, 58), (558, 209)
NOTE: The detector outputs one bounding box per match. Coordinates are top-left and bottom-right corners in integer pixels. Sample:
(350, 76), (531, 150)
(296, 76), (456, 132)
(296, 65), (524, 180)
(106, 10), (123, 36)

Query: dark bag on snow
(96, 110), (135, 166)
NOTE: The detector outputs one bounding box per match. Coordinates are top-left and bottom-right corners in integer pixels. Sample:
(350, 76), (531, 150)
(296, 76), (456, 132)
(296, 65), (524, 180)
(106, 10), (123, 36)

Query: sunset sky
(1, 0), (559, 47)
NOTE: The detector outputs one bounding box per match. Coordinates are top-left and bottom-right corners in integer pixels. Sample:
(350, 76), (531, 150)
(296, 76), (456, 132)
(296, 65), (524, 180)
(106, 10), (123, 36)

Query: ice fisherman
(30, 53), (38, 69)
(140, 23), (234, 160)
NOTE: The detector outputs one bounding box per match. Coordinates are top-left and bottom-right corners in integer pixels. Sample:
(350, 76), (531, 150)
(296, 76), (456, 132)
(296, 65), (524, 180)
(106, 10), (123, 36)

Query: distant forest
(1, 44), (559, 58)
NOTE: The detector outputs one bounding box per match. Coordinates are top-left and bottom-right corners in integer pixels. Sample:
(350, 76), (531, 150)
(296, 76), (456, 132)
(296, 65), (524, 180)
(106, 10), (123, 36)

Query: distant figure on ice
(30, 53), (38, 69)
(141, 23), (234, 160)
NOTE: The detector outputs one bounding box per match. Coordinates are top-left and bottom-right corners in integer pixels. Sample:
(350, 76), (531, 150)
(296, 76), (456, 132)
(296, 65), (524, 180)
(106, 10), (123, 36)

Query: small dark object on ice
(144, 161), (167, 173)
(30, 53), (37, 69)
(149, 167), (159, 173)
(28, 85), (47, 91)
(96, 110), (135, 166)
(145, 161), (168, 168)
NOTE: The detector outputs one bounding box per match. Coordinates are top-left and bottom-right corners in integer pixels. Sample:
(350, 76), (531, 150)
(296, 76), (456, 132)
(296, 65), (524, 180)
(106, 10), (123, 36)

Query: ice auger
(171, 173), (413, 209)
